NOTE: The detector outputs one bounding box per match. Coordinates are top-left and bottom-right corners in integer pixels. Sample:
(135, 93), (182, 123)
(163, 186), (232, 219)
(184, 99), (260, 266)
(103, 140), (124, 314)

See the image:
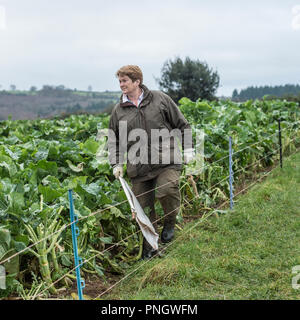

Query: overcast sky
(0, 0), (300, 96)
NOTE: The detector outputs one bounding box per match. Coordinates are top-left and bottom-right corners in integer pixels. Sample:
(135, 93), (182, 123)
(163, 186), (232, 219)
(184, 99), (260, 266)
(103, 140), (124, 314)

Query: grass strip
(103, 151), (300, 300)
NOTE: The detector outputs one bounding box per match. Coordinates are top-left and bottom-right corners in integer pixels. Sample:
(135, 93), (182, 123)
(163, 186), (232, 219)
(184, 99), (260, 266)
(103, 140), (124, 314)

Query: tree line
(2, 56), (299, 120)
(0, 85), (107, 97)
(232, 84), (300, 101)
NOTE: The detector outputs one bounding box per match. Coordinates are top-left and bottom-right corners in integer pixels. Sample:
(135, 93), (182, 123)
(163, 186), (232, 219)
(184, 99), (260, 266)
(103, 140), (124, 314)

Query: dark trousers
(131, 168), (181, 250)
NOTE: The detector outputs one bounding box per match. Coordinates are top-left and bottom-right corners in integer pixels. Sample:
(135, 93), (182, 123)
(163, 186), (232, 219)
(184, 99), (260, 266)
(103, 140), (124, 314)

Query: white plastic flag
(119, 177), (159, 250)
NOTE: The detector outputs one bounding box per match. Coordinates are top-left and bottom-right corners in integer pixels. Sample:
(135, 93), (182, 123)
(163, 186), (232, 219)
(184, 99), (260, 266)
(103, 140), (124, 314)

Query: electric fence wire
(92, 165), (277, 300)
(92, 209), (218, 300)
(0, 124), (298, 266)
(232, 121), (295, 155)
(94, 145), (300, 301)
(31, 167), (240, 299)
(76, 122), (298, 223)
(0, 125), (298, 276)
(31, 139), (300, 299)
(234, 120), (297, 149)
(231, 143), (293, 178)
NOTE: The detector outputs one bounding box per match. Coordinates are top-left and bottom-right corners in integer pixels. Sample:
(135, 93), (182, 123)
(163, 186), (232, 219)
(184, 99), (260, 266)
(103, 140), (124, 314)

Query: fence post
(229, 136), (234, 210)
(68, 189), (85, 300)
(278, 119), (283, 168)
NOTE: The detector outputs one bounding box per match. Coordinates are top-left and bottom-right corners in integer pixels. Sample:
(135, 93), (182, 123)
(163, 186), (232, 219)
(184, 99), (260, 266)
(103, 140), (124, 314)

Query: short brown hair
(116, 65), (143, 85)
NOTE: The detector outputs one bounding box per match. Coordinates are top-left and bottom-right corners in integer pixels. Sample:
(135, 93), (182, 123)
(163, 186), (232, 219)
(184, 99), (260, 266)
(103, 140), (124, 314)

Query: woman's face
(118, 75), (140, 96)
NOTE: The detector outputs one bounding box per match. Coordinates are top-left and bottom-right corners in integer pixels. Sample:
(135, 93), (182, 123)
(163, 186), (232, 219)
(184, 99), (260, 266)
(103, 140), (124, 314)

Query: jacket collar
(120, 84), (152, 108)
(122, 88), (144, 105)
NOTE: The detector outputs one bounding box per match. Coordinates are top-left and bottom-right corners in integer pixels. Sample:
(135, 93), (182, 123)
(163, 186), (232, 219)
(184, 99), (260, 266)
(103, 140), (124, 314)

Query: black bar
(1, 300), (299, 319)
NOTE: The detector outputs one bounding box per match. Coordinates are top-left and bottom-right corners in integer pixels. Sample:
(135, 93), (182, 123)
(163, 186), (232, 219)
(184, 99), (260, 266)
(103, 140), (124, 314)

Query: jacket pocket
(136, 163), (151, 176)
(127, 163), (151, 178)
(126, 163), (138, 178)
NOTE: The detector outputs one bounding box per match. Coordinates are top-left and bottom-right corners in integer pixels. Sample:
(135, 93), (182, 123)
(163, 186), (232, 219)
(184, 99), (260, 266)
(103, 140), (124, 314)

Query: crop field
(0, 97), (299, 299)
